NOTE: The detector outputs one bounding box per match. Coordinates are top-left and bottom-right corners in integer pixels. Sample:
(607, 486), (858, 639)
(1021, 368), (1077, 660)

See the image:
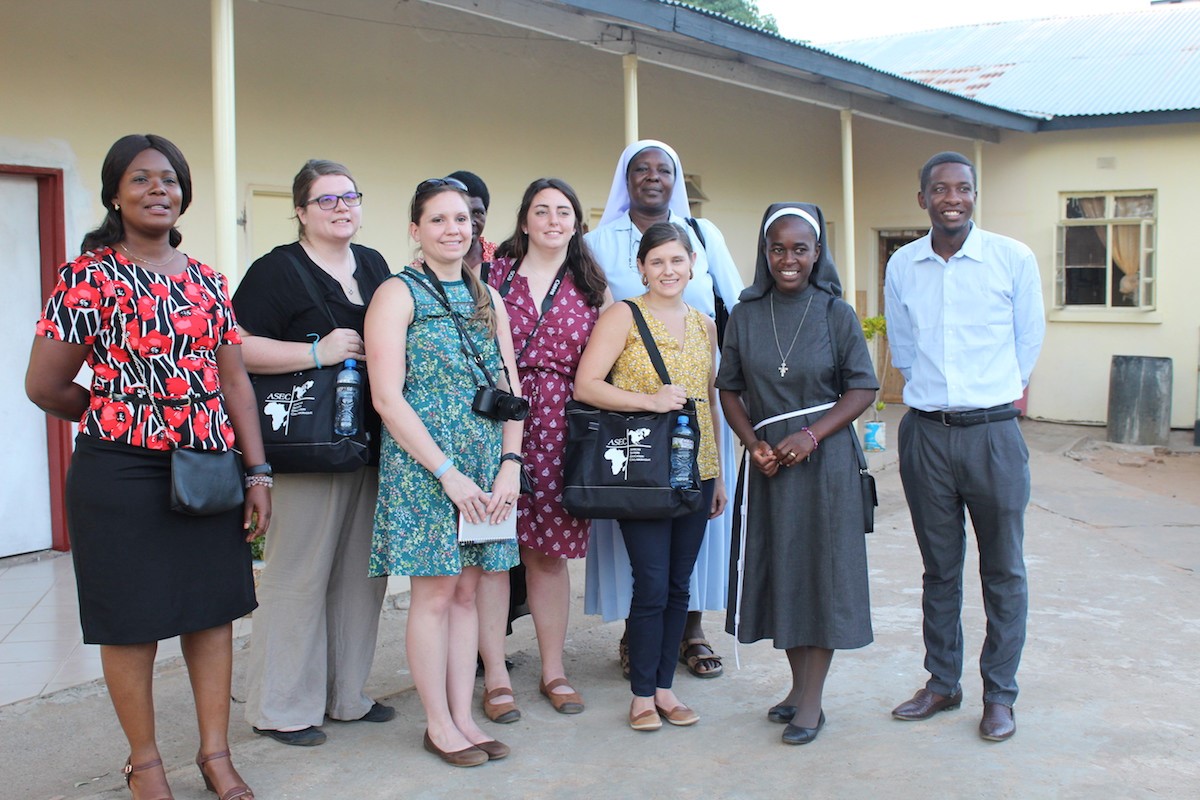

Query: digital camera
(471, 386), (530, 422)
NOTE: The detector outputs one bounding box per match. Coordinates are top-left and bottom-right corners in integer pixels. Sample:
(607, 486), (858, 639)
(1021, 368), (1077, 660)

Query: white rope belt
(732, 401), (836, 669)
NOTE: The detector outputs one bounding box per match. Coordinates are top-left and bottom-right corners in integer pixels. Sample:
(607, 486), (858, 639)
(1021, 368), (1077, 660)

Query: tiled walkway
(0, 552), (250, 706)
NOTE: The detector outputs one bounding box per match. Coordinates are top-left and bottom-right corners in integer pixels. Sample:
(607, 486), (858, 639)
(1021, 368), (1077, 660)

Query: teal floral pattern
(370, 269), (518, 576)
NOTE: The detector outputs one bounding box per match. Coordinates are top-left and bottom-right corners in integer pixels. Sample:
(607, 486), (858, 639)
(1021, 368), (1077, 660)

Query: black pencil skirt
(66, 435), (257, 645)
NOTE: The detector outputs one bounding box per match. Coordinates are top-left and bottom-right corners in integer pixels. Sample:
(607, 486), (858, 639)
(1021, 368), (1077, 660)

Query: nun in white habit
(583, 139), (743, 678)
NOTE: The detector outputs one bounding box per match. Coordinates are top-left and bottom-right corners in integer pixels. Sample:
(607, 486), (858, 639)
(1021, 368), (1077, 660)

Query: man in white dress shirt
(884, 151), (1045, 742)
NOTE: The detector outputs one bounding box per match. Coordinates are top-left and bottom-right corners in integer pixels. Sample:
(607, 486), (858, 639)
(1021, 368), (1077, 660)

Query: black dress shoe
(357, 702), (396, 722)
(979, 702), (1016, 741)
(781, 711), (825, 745)
(767, 704), (797, 724)
(891, 688), (963, 721)
(253, 725), (326, 746)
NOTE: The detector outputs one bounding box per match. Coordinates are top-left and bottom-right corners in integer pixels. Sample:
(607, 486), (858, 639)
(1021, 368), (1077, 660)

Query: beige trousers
(243, 468), (386, 729)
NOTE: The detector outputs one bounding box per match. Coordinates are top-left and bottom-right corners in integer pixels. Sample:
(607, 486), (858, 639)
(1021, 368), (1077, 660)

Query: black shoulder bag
(248, 252), (371, 473)
(686, 217), (730, 349)
(561, 300), (704, 521)
(825, 294), (878, 533)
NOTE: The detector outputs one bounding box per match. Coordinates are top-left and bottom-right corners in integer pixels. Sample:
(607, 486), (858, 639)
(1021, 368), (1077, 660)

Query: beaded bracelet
(245, 474), (274, 489)
(801, 427), (819, 451)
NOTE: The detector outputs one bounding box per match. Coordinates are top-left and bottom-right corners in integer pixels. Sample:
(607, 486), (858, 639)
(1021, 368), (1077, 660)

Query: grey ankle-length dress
(717, 283), (878, 650)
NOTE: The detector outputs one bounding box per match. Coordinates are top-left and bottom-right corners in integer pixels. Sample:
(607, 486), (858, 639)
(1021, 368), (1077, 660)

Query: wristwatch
(500, 453), (524, 466)
(244, 463), (274, 477)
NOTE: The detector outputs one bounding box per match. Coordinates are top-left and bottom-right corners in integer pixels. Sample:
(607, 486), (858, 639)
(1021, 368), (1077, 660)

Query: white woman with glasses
(234, 160), (395, 748)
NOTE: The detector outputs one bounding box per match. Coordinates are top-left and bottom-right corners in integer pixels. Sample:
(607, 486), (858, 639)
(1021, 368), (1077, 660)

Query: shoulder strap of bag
(824, 293), (869, 472)
(685, 217), (707, 250)
(623, 299), (674, 387)
(282, 250), (338, 332)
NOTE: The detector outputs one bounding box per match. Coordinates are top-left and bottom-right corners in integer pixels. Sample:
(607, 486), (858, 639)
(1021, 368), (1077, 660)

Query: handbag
(250, 252), (371, 473)
(116, 306), (246, 516)
(170, 447), (245, 516)
(561, 301), (704, 520)
(685, 217), (730, 349)
(825, 294), (878, 533)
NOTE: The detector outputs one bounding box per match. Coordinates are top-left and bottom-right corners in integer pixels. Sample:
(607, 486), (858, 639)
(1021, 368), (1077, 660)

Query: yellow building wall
(3, 1), (1196, 428)
(0, 0), (842, 287)
(986, 125), (1199, 427)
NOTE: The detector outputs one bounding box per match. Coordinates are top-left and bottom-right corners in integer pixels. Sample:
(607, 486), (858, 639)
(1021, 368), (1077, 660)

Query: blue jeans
(621, 481), (715, 697)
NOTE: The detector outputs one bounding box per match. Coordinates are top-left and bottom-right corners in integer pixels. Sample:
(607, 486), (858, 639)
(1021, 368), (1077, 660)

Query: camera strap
(407, 265), (511, 392)
(497, 258), (570, 365)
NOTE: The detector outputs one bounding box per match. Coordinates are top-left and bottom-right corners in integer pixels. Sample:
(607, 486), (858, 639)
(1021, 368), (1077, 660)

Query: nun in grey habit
(716, 202), (877, 745)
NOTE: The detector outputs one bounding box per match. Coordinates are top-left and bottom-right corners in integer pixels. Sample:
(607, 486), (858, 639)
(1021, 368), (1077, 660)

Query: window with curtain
(1056, 191), (1155, 309)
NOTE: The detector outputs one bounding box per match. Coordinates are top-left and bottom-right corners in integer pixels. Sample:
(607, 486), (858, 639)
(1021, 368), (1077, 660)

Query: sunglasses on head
(415, 177), (468, 195)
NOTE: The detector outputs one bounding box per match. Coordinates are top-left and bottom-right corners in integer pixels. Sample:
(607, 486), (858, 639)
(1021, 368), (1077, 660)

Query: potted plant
(860, 315), (888, 452)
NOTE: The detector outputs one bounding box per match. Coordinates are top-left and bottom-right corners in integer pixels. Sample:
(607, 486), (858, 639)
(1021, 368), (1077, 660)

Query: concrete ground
(2, 411), (1197, 799)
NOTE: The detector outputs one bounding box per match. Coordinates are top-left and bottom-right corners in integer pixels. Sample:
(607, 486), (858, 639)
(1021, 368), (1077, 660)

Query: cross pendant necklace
(770, 292), (814, 380)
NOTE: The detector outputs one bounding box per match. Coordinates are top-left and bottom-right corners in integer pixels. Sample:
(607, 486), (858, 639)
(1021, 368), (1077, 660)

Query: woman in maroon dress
(476, 178), (609, 722)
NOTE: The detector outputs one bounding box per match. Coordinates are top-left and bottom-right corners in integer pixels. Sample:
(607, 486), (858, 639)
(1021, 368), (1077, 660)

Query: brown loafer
(892, 688), (964, 721)
(979, 702), (1016, 742)
(473, 738), (510, 760)
(483, 686), (521, 724)
(629, 708), (662, 731)
(655, 703), (700, 727)
(540, 678), (584, 714)
(423, 731), (488, 767)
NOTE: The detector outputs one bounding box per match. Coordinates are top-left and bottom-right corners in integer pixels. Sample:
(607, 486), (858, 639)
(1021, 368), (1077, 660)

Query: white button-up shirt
(885, 224), (1045, 412)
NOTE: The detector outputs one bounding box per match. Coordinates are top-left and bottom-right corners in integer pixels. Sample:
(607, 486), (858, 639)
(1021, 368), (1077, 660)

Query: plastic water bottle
(669, 414), (696, 489)
(334, 359), (362, 436)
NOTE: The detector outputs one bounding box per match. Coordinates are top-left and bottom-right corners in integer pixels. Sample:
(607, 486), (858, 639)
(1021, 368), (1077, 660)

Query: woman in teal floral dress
(366, 178), (523, 767)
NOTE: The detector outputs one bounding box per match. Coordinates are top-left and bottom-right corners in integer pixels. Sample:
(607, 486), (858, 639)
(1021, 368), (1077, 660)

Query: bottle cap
(344, 359), (357, 369)
(678, 415), (688, 424)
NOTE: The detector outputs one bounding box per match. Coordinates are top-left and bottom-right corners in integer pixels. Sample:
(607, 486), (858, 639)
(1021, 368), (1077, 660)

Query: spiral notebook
(457, 498), (518, 545)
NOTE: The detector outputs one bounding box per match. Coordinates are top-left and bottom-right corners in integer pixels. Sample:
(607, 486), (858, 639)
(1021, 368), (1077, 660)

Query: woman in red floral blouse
(26, 134), (269, 800)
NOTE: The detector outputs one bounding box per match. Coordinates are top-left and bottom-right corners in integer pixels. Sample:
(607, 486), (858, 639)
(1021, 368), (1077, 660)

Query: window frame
(1054, 190), (1156, 312)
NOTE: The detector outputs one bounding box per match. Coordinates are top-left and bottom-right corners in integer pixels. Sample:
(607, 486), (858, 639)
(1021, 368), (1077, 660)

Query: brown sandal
(539, 677), (585, 714)
(679, 638), (724, 678)
(123, 757), (173, 800)
(196, 750), (254, 800)
(483, 686), (521, 724)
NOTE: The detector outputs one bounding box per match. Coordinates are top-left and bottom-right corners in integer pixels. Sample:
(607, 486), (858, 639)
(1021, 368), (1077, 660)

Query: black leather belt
(914, 404), (1019, 427)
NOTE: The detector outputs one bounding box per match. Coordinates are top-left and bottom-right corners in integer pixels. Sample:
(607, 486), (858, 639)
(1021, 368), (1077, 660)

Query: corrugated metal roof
(819, 5), (1200, 117)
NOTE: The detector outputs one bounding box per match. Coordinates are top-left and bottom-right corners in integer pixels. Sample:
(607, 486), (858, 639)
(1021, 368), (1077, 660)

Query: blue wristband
(433, 458), (454, 479)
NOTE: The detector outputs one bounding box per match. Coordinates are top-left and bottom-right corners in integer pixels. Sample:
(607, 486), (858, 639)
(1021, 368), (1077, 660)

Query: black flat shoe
(252, 726), (326, 746)
(781, 711), (825, 745)
(767, 704), (797, 724)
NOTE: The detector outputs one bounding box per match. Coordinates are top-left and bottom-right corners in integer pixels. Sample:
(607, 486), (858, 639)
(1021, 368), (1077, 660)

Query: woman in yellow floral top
(575, 222), (726, 732)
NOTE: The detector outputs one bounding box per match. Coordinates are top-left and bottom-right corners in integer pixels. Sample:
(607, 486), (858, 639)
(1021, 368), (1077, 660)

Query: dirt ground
(1064, 437), (1200, 504)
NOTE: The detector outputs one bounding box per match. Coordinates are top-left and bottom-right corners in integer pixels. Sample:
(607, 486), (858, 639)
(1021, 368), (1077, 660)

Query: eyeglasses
(415, 177), (468, 195)
(304, 192), (363, 211)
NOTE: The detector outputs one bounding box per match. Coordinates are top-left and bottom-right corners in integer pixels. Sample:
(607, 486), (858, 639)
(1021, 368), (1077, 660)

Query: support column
(623, 53), (639, 146)
(839, 109), (857, 313)
(974, 138), (984, 226)
(212, 0), (238, 278)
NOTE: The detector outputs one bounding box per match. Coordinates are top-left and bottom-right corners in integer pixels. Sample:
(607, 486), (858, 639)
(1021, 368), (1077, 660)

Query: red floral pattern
(488, 258), (599, 558)
(38, 247), (242, 451)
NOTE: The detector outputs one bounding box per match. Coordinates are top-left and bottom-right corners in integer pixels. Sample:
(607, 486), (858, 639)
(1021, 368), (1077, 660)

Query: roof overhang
(1036, 108), (1200, 132)
(416, 0), (1041, 142)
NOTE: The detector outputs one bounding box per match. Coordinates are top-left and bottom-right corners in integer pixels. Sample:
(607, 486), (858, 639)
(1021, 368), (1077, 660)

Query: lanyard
(498, 259), (570, 365)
